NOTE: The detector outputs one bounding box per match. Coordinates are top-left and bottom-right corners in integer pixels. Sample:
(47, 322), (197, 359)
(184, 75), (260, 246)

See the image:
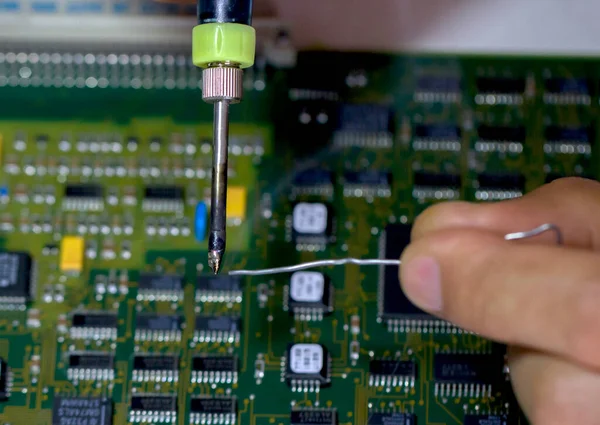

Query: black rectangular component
(0, 358), (8, 401)
(415, 124), (461, 140)
(196, 315), (241, 333)
(544, 78), (590, 94)
(293, 169), (334, 187)
(287, 272), (333, 318)
(343, 170), (391, 187)
(192, 355), (237, 372)
(337, 104), (393, 133)
(0, 251), (33, 302)
(414, 172), (461, 188)
(367, 412), (417, 425)
(477, 125), (526, 142)
(544, 125), (592, 142)
(285, 343), (331, 389)
(190, 396), (237, 414)
(476, 77), (525, 94)
(463, 414), (509, 425)
(52, 396), (112, 425)
(72, 312), (118, 329)
(64, 183), (103, 199)
(68, 353), (114, 370)
(434, 353), (504, 384)
(143, 185), (184, 200)
(135, 314), (183, 330)
(290, 409), (338, 425)
(133, 355), (178, 371)
(130, 395), (177, 412)
(196, 275), (242, 294)
(416, 76), (461, 93)
(369, 360), (417, 378)
(477, 173), (525, 191)
(291, 202), (335, 249)
(139, 273), (184, 291)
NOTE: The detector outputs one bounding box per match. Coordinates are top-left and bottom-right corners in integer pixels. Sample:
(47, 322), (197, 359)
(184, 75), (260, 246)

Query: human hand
(399, 177), (600, 425)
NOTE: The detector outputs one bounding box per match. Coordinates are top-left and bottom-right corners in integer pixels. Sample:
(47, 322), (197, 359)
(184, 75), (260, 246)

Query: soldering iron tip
(208, 250), (222, 275)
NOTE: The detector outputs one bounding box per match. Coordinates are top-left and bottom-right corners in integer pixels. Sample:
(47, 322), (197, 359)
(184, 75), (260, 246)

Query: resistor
(350, 341), (360, 366)
(350, 315), (361, 335)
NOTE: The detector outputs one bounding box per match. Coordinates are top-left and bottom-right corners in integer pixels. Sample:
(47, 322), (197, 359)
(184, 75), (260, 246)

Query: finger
(399, 228), (600, 370)
(412, 177), (600, 249)
(509, 346), (600, 425)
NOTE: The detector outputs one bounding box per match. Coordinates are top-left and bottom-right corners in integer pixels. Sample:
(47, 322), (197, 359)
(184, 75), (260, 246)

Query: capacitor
(195, 201), (207, 242)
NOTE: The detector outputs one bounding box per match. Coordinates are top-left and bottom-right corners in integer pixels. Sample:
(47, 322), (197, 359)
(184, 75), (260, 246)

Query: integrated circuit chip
(70, 311), (118, 340)
(414, 75), (462, 103)
(475, 77), (525, 105)
(137, 272), (184, 302)
(475, 173), (525, 201)
(342, 170), (392, 198)
(132, 354), (179, 382)
(463, 414), (509, 425)
(142, 185), (184, 212)
(67, 352), (114, 381)
(0, 358), (9, 401)
(0, 251), (34, 304)
(367, 412), (417, 425)
(434, 352), (505, 398)
(284, 343), (331, 392)
(63, 183), (104, 211)
(369, 359), (417, 389)
(290, 202), (335, 251)
(135, 313), (183, 342)
(129, 394), (177, 424)
(292, 168), (334, 198)
(194, 315), (241, 344)
(544, 125), (592, 155)
(52, 396), (112, 425)
(413, 124), (461, 152)
(475, 125), (526, 154)
(284, 271), (333, 321)
(196, 275), (243, 303)
(544, 77), (591, 105)
(189, 396), (237, 425)
(290, 409), (338, 425)
(333, 104), (394, 148)
(191, 355), (238, 384)
(413, 172), (461, 201)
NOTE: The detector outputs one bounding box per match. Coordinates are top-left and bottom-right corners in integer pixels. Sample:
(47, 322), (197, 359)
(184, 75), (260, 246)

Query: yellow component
(60, 236), (85, 273)
(0, 133), (3, 164)
(192, 23), (256, 69)
(226, 186), (247, 220)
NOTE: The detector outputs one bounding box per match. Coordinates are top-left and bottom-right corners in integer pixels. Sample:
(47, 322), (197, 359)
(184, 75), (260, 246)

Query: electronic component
(194, 315), (241, 344)
(463, 414), (509, 425)
(475, 77), (525, 105)
(52, 396), (112, 425)
(142, 185), (184, 212)
(378, 224), (439, 331)
(0, 251), (34, 304)
(475, 173), (525, 201)
(59, 236), (84, 273)
(284, 271), (333, 321)
(137, 272), (184, 302)
(413, 124), (461, 152)
(290, 409), (338, 425)
(434, 352), (505, 398)
(191, 355), (238, 384)
(189, 396), (237, 425)
(292, 168), (334, 198)
(284, 343), (331, 392)
(129, 394), (177, 424)
(132, 354), (179, 383)
(544, 78), (591, 105)
(369, 359), (417, 389)
(135, 313), (183, 342)
(63, 183), (104, 211)
(414, 75), (462, 103)
(226, 186), (247, 223)
(196, 275), (242, 303)
(544, 125), (592, 155)
(475, 125), (526, 154)
(69, 311), (118, 340)
(67, 352), (114, 381)
(342, 170), (392, 198)
(195, 201), (207, 242)
(0, 358), (9, 401)
(367, 412), (417, 425)
(333, 104), (394, 148)
(413, 172), (461, 201)
(290, 202), (335, 251)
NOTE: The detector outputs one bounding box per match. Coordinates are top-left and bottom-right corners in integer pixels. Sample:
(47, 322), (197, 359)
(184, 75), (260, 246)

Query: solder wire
(228, 223), (564, 276)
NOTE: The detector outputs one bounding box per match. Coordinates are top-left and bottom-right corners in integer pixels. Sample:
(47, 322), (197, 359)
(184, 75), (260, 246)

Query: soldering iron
(193, 0), (256, 274)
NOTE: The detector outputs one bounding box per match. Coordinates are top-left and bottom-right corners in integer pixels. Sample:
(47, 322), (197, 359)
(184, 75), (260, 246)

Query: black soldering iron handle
(197, 0), (253, 26)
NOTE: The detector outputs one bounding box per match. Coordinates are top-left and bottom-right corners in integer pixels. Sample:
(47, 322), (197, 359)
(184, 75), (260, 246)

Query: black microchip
(144, 185), (184, 201)
(68, 353), (114, 370)
(71, 312), (118, 328)
(379, 224), (432, 320)
(288, 272), (332, 315)
(293, 169), (334, 187)
(190, 396), (237, 414)
(196, 275), (242, 294)
(285, 343), (330, 386)
(544, 125), (592, 142)
(343, 170), (391, 187)
(369, 360), (417, 378)
(367, 412), (417, 425)
(415, 124), (461, 140)
(463, 414), (509, 425)
(0, 251), (33, 302)
(135, 314), (183, 331)
(130, 395), (177, 412)
(138, 273), (184, 291)
(192, 355), (237, 372)
(52, 396), (112, 425)
(416, 76), (461, 93)
(133, 355), (179, 371)
(337, 104), (393, 133)
(477, 125), (526, 142)
(0, 358), (8, 401)
(290, 409), (338, 425)
(433, 353), (504, 384)
(414, 172), (461, 188)
(195, 316), (241, 333)
(477, 173), (525, 191)
(545, 78), (590, 95)
(476, 77), (525, 94)
(64, 183), (103, 199)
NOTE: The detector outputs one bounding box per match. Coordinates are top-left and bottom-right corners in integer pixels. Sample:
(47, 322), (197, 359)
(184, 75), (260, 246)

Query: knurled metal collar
(202, 66), (243, 104)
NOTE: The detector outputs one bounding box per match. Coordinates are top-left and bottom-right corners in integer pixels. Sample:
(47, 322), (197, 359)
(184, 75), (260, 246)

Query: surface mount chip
(475, 173), (525, 201)
(333, 104), (394, 148)
(284, 271), (333, 321)
(475, 77), (525, 105)
(293, 168), (334, 198)
(67, 352), (114, 381)
(0, 358), (9, 401)
(137, 272), (184, 302)
(189, 396), (237, 425)
(463, 414), (509, 425)
(132, 354), (179, 383)
(434, 352), (505, 398)
(369, 359), (417, 389)
(129, 394), (177, 424)
(70, 311), (118, 340)
(413, 124), (462, 152)
(413, 172), (461, 201)
(196, 275), (243, 303)
(544, 125), (592, 155)
(342, 170), (392, 198)
(63, 183), (104, 211)
(475, 125), (526, 154)
(414, 75), (462, 103)
(291, 202), (335, 250)
(52, 396), (112, 425)
(290, 408), (338, 425)
(135, 313), (183, 342)
(191, 355), (238, 384)
(367, 412), (417, 425)
(544, 77), (591, 105)
(194, 315), (241, 344)
(284, 343), (331, 392)
(142, 185), (184, 212)
(0, 251), (34, 304)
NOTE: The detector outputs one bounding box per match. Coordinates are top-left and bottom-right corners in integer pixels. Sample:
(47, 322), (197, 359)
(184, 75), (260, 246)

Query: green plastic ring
(192, 23), (256, 69)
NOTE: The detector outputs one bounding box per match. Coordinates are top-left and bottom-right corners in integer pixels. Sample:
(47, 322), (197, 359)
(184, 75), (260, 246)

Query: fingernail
(401, 256), (443, 312)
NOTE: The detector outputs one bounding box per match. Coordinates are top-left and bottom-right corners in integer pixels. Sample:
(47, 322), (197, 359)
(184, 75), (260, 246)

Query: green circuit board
(0, 48), (598, 425)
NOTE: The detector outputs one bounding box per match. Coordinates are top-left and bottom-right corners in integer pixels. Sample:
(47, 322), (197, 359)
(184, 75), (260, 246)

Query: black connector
(198, 0), (253, 25)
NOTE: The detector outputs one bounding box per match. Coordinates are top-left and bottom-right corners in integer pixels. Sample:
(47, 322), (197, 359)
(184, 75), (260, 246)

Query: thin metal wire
(228, 223), (564, 277)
